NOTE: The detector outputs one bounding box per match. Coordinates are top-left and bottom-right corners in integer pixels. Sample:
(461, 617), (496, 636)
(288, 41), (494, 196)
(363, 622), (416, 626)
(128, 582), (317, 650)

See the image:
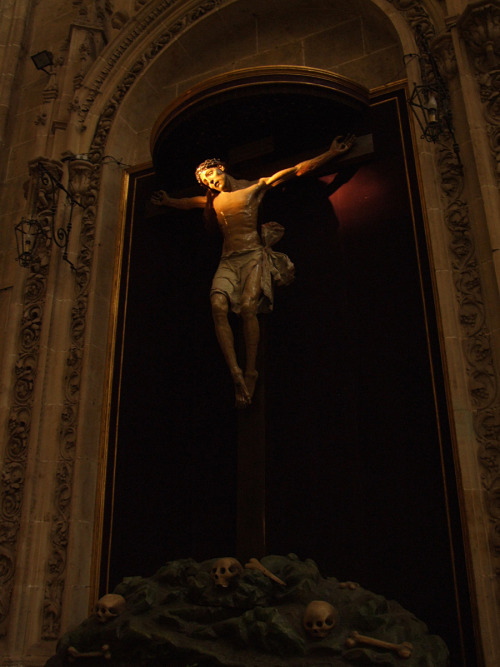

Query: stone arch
(81, 0), (425, 353)
(82, 0), (417, 150)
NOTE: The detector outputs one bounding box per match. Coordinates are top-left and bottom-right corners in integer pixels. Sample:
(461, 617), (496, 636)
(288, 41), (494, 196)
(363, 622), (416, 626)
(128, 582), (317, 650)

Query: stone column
(40, 155), (94, 643)
(450, 2), (500, 664)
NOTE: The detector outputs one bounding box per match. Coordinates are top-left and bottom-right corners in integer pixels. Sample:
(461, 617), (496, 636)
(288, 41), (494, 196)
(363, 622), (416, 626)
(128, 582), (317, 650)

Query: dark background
(102, 86), (476, 664)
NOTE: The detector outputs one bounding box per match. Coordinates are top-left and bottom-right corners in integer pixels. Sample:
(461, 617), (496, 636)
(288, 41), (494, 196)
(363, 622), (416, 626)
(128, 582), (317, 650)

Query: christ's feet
(233, 372), (252, 409)
(244, 370), (259, 402)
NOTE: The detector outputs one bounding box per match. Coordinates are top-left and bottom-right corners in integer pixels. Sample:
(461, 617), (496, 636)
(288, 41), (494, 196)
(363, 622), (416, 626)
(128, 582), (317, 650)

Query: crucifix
(151, 134), (371, 559)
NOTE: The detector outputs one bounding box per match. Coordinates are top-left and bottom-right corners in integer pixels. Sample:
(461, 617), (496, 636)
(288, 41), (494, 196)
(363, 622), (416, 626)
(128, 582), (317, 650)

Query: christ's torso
(213, 181), (266, 256)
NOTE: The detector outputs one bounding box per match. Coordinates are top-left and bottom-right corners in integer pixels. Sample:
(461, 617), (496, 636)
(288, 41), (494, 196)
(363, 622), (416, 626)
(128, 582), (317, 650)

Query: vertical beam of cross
(236, 321), (267, 562)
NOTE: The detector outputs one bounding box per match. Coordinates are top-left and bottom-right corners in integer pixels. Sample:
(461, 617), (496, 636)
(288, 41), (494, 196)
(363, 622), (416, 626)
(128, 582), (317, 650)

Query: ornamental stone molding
(72, 26), (107, 92)
(394, 0), (500, 606)
(41, 159), (94, 640)
(70, 0), (223, 129)
(41, 157), (96, 640)
(0, 159), (62, 637)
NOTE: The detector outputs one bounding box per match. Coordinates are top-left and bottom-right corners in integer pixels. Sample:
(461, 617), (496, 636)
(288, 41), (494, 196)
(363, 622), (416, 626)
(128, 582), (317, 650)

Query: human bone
(95, 593), (126, 623)
(303, 600), (337, 638)
(67, 644), (111, 660)
(244, 557), (286, 586)
(210, 557), (243, 587)
(346, 631), (413, 658)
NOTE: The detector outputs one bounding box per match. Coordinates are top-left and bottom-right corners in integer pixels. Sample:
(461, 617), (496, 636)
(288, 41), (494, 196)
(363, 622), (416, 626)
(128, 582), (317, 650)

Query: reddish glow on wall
(322, 164), (406, 235)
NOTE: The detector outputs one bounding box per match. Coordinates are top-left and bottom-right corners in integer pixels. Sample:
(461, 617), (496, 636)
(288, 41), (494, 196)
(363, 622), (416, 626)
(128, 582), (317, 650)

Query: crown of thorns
(195, 158), (226, 185)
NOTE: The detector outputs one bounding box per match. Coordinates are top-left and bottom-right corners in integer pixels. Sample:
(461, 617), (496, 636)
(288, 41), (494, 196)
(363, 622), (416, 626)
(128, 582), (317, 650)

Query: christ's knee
(240, 297), (258, 321)
(211, 293), (229, 322)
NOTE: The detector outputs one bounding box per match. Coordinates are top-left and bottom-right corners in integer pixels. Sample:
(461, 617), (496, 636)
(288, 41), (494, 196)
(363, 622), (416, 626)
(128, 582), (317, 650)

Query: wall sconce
(15, 217), (44, 268)
(15, 160), (85, 272)
(31, 50), (53, 74)
(15, 153), (127, 271)
(405, 29), (460, 164)
(408, 83), (441, 143)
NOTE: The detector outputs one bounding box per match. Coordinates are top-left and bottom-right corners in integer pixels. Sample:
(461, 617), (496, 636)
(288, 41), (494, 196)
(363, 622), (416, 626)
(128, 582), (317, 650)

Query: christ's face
(198, 166), (227, 191)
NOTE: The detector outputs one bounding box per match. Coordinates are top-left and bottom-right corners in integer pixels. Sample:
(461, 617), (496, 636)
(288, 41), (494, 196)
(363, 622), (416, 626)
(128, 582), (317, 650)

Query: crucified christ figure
(151, 135), (354, 408)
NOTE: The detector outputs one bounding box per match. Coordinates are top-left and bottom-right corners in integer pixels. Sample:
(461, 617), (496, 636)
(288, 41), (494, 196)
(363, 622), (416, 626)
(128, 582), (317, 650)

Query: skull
(210, 557), (243, 588)
(303, 600), (337, 638)
(95, 593), (126, 623)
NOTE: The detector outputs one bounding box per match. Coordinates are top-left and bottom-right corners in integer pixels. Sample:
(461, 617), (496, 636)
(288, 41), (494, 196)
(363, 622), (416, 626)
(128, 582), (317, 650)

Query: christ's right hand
(151, 190), (171, 206)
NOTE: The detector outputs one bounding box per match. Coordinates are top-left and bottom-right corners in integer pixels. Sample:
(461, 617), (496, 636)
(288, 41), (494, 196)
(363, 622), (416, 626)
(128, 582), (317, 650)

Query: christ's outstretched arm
(263, 134), (355, 188)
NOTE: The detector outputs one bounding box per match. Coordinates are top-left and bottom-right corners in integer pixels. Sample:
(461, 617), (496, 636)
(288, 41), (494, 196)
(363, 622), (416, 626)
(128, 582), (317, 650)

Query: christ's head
(195, 158), (228, 191)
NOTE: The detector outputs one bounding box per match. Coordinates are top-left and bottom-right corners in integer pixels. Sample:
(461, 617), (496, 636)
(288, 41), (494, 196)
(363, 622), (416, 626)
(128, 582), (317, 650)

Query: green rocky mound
(48, 554), (449, 666)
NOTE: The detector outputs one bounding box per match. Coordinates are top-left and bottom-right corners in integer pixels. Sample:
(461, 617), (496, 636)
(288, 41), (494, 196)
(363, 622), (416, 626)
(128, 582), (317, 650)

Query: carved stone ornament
(388, 0), (435, 41)
(70, 0), (223, 129)
(459, 1), (500, 72)
(436, 0), (500, 608)
(430, 33), (458, 82)
(73, 29), (102, 91)
(41, 156), (94, 638)
(395, 0), (500, 615)
(111, 11), (129, 30)
(459, 0), (500, 180)
(72, 0), (111, 29)
(67, 157), (94, 199)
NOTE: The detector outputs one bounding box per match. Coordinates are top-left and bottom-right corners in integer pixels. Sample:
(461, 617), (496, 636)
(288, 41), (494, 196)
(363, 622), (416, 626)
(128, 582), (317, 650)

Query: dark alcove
(101, 72), (476, 665)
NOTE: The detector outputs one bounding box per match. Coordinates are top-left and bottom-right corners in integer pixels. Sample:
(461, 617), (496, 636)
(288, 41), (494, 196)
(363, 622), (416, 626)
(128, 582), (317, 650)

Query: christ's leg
(211, 292), (251, 408)
(240, 263), (263, 401)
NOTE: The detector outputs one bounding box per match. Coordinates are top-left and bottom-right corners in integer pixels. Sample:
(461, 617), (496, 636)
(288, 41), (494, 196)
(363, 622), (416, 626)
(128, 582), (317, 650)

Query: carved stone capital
(459, 0), (500, 73)
(67, 158), (94, 199)
(28, 157), (63, 183)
